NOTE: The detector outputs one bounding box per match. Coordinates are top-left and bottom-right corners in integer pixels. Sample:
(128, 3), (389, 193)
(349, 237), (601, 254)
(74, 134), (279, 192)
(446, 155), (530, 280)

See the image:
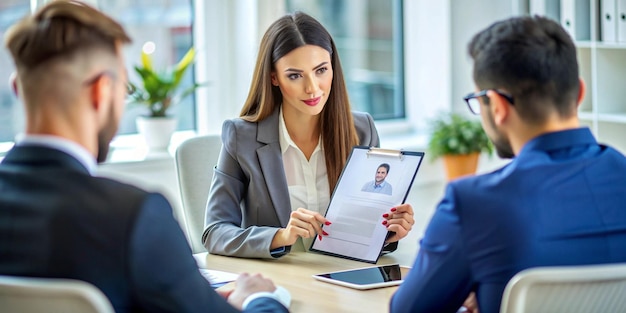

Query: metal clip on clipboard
(366, 148), (404, 161)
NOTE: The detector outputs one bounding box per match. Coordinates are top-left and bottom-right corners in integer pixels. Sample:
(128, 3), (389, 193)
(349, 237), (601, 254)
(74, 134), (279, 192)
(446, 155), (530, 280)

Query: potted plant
(427, 112), (493, 180)
(130, 47), (201, 150)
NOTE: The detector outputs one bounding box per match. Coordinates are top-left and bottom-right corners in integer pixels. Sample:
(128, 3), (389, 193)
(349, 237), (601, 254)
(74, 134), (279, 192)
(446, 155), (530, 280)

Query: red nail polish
(382, 213), (389, 218)
(391, 207), (397, 212)
(324, 221), (332, 225)
(322, 231), (329, 236)
(318, 235), (322, 240)
(382, 220), (388, 225)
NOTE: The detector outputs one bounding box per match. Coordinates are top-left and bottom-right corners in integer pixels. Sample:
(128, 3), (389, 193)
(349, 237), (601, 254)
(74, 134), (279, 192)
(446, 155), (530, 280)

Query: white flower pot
(136, 116), (177, 151)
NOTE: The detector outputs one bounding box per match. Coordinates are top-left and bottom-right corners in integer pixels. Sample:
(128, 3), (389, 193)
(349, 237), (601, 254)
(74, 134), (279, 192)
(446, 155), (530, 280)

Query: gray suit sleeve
(202, 120), (280, 259)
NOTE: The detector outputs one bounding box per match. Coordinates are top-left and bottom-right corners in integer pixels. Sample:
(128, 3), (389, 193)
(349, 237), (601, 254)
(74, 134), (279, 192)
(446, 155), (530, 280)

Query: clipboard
(310, 146), (425, 263)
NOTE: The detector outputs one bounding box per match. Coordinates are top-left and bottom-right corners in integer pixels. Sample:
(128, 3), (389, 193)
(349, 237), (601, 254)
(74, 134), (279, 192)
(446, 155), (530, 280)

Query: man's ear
(89, 74), (113, 118)
(576, 77), (586, 108)
(487, 90), (510, 126)
(9, 72), (18, 97)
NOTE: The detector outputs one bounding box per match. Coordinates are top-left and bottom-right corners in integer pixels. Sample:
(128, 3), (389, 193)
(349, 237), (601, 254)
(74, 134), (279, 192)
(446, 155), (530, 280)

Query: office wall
(404, 0), (452, 132)
(450, 1), (517, 113)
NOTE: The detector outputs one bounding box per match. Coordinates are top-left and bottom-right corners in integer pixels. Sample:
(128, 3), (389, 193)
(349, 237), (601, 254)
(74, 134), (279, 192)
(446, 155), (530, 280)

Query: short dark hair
(378, 163), (390, 173)
(468, 16), (579, 124)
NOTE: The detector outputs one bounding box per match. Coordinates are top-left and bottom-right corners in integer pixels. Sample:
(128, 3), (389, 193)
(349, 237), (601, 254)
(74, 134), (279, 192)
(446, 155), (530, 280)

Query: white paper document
(199, 268), (239, 288)
(310, 146), (424, 263)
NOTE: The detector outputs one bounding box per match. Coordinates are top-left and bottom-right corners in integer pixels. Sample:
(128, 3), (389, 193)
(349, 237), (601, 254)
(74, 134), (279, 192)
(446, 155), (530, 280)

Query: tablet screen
(316, 264), (402, 286)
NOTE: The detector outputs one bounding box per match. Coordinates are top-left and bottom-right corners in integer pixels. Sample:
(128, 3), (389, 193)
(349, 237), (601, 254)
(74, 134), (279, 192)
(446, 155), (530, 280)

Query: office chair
(499, 263), (626, 313)
(0, 275), (114, 313)
(175, 134), (222, 254)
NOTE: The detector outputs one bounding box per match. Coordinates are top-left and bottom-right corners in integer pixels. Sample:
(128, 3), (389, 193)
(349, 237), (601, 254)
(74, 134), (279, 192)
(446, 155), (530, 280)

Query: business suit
(0, 145), (288, 313)
(203, 109), (392, 258)
(390, 128), (626, 313)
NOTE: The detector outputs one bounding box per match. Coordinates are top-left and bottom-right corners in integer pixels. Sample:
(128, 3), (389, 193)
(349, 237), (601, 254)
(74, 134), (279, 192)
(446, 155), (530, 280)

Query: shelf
(520, 0), (626, 153)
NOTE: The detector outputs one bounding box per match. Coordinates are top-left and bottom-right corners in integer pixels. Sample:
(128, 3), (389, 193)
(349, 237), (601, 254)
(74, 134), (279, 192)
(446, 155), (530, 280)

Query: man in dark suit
(390, 16), (626, 313)
(0, 1), (288, 312)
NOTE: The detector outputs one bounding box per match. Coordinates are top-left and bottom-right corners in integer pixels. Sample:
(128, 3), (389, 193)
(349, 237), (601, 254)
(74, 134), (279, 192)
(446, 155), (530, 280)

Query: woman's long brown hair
(239, 12), (358, 192)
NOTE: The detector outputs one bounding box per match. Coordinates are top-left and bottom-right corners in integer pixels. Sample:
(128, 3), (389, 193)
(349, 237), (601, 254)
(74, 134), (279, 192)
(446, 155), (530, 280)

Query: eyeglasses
(126, 82), (136, 96)
(463, 89), (515, 115)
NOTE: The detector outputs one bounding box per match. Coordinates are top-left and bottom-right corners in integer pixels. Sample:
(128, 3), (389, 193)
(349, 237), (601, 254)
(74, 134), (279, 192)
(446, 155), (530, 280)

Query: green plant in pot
(130, 47), (201, 150)
(427, 112), (493, 180)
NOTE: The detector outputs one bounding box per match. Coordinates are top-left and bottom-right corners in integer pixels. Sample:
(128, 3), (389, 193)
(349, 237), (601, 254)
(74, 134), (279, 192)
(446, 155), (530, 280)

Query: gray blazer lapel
(256, 110), (291, 227)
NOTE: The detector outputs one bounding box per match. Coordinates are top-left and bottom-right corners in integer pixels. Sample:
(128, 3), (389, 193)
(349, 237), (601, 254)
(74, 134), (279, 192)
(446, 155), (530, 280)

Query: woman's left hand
(382, 203), (414, 243)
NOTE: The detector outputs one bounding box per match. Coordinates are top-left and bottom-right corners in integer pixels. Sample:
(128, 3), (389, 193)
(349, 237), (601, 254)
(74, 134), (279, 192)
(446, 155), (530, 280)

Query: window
(0, 0), (30, 143)
(285, 0), (405, 120)
(98, 0), (196, 134)
(0, 0), (196, 145)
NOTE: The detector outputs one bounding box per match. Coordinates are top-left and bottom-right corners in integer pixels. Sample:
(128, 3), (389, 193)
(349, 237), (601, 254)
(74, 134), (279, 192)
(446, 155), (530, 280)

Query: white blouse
(278, 109), (330, 215)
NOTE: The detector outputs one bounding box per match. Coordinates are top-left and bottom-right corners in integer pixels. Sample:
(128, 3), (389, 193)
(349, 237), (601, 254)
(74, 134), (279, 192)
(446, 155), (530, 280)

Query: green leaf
(427, 112), (493, 160)
(129, 47), (203, 117)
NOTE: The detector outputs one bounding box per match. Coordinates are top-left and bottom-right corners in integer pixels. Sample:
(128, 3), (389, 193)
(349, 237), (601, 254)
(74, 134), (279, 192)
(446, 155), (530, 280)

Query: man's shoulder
(91, 175), (149, 195)
(42, 172), (155, 219)
(446, 165), (512, 198)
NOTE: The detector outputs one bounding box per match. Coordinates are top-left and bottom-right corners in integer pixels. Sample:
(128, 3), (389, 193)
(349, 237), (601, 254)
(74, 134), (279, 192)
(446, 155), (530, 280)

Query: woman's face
(271, 44), (333, 119)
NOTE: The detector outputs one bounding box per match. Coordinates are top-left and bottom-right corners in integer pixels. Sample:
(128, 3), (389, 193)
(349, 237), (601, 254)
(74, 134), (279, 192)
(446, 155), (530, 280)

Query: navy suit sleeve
(129, 193), (288, 313)
(390, 184), (473, 313)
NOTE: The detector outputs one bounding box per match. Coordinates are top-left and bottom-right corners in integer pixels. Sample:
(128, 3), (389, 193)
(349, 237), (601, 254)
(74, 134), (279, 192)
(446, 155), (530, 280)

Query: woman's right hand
(271, 208), (330, 249)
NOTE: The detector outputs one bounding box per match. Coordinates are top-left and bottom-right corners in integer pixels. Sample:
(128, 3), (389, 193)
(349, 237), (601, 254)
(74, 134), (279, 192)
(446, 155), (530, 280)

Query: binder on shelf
(561, 0), (591, 41)
(601, 0), (618, 42)
(529, 0), (560, 22)
(618, 0), (626, 42)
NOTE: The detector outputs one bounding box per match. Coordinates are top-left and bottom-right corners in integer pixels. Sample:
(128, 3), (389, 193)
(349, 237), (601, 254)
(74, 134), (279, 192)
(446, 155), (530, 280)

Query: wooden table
(198, 251), (412, 313)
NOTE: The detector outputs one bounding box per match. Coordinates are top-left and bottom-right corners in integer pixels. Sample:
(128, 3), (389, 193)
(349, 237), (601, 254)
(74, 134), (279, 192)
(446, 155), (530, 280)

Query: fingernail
(318, 235), (322, 241)
(322, 231), (329, 236)
(391, 207), (397, 212)
(382, 213), (389, 218)
(324, 221), (332, 225)
(382, 220), (388, 225)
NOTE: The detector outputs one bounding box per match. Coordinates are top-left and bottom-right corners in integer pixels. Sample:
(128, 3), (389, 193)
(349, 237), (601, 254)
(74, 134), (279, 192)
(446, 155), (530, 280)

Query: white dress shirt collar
(15, 134), (97, 175)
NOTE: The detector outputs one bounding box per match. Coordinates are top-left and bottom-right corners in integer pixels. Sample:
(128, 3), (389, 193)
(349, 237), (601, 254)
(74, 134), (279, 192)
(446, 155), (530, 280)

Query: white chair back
(0, 275), (114, 313)
(500, 263), (626, 313)
(174, 134), (222, 254)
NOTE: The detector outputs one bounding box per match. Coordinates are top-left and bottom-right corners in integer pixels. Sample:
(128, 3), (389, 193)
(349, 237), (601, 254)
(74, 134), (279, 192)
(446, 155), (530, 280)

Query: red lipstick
(303, 97), (321, 106)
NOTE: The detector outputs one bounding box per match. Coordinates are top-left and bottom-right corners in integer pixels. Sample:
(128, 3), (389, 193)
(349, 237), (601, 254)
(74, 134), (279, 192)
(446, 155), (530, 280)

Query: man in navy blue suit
(391, 15), (626, 313)
(0, 1), (287, 312)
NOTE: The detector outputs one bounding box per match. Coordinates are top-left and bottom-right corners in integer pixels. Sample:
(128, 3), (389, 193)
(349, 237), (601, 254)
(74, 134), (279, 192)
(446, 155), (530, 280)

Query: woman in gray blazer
(203, 12), (415, 259)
